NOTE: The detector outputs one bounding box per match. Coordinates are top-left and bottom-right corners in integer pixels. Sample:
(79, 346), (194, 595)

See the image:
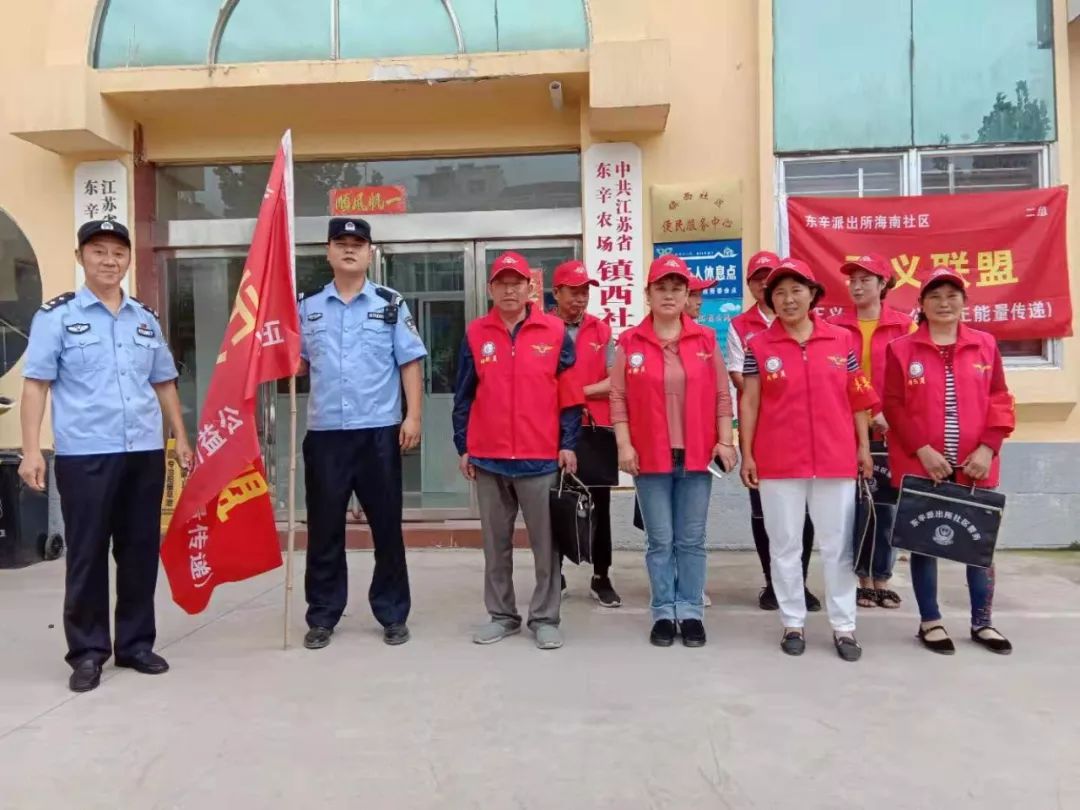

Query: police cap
(328, 217), (372, 243)
(78, 220), (131, 248)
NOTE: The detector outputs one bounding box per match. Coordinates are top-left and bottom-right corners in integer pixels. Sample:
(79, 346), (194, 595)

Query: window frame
(776, 144), (1059, 368)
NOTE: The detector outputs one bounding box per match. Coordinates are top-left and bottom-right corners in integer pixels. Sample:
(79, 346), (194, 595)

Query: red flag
(161, 132), (301, 614)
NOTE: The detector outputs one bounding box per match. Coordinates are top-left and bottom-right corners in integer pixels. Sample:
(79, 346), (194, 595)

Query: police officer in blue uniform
(19, 220), (193, 693)
(299, 217), (427, 649)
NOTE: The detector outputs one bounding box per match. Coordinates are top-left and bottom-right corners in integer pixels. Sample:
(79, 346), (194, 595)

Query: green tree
(977, 81), (1051, 143)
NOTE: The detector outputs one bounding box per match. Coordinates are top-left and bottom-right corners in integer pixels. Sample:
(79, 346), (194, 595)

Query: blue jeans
(910, 554), (996, 628)
(855, 503), (897, 581)
(635, 458), (712, 622)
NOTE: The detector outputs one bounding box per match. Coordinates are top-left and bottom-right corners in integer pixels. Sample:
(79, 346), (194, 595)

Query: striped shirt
(940, 345), (960, 465)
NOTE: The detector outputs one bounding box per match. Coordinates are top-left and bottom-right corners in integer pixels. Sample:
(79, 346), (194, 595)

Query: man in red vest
(728, 251), (819, 613)
(551, 260), (620, 608)
(453, 252), (584, 650)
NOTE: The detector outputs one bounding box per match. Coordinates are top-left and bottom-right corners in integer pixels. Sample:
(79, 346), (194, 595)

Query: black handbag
(632, 494), (644, 531)
(549, 471), (594, 565)
(852, 477), (876, 573)
(890, 475), (1005, 569)
(868, 440), (898, 505)
(574, 410), (618, 486)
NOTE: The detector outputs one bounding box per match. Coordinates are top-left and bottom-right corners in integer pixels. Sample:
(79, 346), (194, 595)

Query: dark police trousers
(54, 451), (165, 668)
(303, 427), (411, 629)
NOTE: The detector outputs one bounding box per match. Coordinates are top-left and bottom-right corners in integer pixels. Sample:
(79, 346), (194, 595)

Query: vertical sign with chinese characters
(654, 240), (744, 350)
(584, 143), (644, 338)
(74, 160), (130, 291)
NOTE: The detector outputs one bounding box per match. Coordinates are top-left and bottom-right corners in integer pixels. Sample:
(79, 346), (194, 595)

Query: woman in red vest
(829, 254), (914, 610)
(883, 266), (1016, 655)
(610, 255), (735, 648)
(739, 259), (876, 661)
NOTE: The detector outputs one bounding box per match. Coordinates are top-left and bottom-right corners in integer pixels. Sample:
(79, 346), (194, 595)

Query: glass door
(378, 244), (476, 515)
(473, 240), (582, 314)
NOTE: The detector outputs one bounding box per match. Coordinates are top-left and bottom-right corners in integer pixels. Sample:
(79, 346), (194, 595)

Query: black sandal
(780, 630), (805, 656)
(971, 626), (1013, 655)
(856, 587), (877, 608)
(875, 589), (902, 609)
(917, 624), (955, 655)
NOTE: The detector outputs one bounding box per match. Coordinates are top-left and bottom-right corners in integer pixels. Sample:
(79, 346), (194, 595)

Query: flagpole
(284, 373), (297, 649)
(282, 128), (297, 650)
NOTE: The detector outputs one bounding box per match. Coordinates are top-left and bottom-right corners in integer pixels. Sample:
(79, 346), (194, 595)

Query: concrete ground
(1, 550), (1078, 810)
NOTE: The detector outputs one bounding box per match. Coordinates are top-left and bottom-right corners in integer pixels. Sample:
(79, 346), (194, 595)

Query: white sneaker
(703, 592), (713, 608)
(534, 624), (564, 650)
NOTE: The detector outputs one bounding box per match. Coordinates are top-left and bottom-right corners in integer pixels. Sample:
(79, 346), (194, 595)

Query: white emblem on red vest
(909, 361), (925, 379)
(764, 356), (783, 374)
(481, 341), (496, 357)
(629, 352), (645, 368)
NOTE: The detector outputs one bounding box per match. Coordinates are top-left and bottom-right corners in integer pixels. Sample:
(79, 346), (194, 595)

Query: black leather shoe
(115, 650), (169, 674)
(917, 624), (956, 655)
(69, 660), (102, 693)
(304, 627), (333, 650)
(971, 626), (1013, 655)
(805, 589), (822, 612)
(650, 619), (677, 647)
(758, 585), (779, 611)
(680, 619), (707, 648)
(384, 623), (410, 646)
(780, 630), (806, 656)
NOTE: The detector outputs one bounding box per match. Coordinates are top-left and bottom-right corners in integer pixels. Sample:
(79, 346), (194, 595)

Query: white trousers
(758, 478), (857, 632)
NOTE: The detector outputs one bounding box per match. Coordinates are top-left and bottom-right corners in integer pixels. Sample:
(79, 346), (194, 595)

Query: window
(156, 153), (582, 220)
(783, 157), (904, 198)
(773, 0), (1057, 152)
(0, 210), (42, 379)
(93, 0), (589, 67)
(778, 146), (1057, 365)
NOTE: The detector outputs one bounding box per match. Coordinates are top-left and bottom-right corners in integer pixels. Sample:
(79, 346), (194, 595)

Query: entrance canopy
(92, 0), (590, 68)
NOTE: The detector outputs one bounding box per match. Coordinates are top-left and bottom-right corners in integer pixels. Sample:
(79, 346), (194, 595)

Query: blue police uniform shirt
(300, 279), (428, 431)
(22, 287), (179, 456)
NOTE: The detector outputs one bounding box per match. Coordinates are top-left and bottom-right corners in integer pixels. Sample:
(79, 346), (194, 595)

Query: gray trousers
(475, 469), (561, 629)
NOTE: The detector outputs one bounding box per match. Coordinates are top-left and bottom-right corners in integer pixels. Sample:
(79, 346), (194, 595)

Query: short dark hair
(766, 273), (824, 310)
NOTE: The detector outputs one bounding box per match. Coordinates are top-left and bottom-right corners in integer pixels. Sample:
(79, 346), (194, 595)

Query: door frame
(376, 241), (478, 520)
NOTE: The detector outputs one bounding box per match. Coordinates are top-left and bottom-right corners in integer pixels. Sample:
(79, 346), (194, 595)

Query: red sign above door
(330, 185), (408, 216)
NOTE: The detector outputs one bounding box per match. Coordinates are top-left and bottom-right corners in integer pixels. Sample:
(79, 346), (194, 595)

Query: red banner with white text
(787, 187), (1072, 339)
(160, 132), (301, 614)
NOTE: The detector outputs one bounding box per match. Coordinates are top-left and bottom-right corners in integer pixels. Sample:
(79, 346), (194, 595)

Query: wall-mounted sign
(584, 142), (644, 338)
(330, 185), (408, 216)
(74, 160), (129, 291)
(651, 180), (742, 243)
(654, 239), (744, 350)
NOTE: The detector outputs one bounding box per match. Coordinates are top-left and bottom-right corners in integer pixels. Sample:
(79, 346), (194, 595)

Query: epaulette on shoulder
(374, 285), (403, 306)
(40, 292), (74, 312)
(131, 296), (159, 320)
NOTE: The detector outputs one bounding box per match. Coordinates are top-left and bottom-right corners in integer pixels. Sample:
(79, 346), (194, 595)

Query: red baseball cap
(489, 251), (531, 282)
(840, 253), (892, 282)
(764, 257), (818, 288)
(747, 250), (781, 280)
(552, 260), (598, 288)
(648, 254), (693, 285)
(689, 275), (717, 292)
(920, 265), (967, 297)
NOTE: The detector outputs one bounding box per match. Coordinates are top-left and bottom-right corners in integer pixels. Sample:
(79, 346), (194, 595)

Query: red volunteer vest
(572, 313), (613, 426)
(747, 317), (877, 479)
(466, 307), (570, 460)
(729, 305), (772, 352)
(828, 305), (914, 398)
(883, 324), (1015, 488)
(621, 314), (719, 474)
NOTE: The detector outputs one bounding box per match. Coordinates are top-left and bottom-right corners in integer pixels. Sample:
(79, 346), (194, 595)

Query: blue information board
(654, 239), (744, 350)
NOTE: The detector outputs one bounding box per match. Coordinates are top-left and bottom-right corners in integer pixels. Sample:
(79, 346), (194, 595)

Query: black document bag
(890, 475), (1005, 569)
(550, 471), (594, 565)
(852, 477), (876, 573)
(575, 413), (619, 487)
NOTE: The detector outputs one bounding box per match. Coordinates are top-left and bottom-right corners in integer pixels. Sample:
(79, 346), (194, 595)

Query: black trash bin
(0, 451), (62, 569)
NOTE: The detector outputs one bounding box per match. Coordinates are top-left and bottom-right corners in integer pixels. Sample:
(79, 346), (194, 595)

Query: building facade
(2, 0), (1078, 545)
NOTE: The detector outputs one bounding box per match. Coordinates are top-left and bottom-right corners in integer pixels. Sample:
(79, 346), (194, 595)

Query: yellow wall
(1, 0), (1079, 450)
